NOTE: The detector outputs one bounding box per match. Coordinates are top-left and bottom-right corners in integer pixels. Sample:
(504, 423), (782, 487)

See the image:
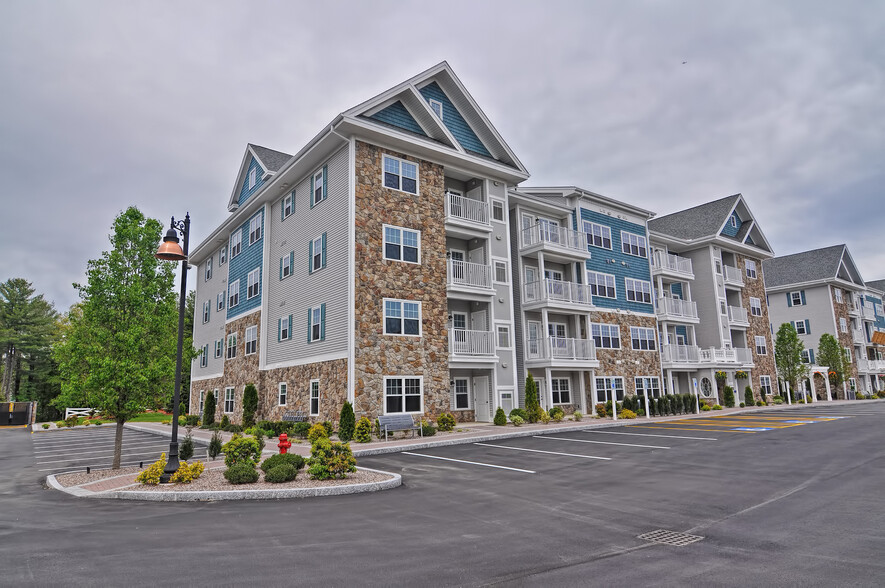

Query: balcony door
(538, 218), (560, 244)
(525, 266), (539, 301)
(528, 321), (541, 356)
(449, 249), (465, 281)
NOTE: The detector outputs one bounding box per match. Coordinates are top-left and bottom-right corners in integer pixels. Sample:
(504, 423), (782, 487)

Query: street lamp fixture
(154, 213), (190, 483)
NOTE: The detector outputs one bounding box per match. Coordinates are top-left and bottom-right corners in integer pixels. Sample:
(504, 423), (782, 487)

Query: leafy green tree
(774, 323), (808, 398)
(524, 373), (541, 423)
(817, 333), (849, 390)
(54, 207), (178, 469)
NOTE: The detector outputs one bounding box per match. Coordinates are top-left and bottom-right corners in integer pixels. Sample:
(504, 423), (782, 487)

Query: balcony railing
(523, 279), (595, 308)
(447, 259), (492, 291)
(520, 223), (588, 253)
(723, 265), (745, 286)
(445, 192), (489, 226)
(652, 252), (693, 276)
(858, 358), (885, 372)
(852, 328), (866, 345)
(660, 344), (700, 363)
(656, 297), (699, 320)
(697, 347), (753, 364)
(727, 305), (749, 325)
(449, 329), (496, 357)
(862, 306), (876, 320)
(526, 337), (596, 362)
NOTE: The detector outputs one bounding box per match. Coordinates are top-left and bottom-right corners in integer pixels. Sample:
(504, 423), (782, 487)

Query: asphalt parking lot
(2, 403), (884, 586)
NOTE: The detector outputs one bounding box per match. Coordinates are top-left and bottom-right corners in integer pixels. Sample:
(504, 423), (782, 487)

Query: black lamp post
(155, 213), (190, 483)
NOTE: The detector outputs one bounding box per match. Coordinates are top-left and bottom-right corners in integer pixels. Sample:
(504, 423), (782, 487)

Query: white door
(473, 376), (491, 422)
(528, 321), (541, 357)
(471, 310), (487, 331)
(451, 313), (467, 354)
(525, 266), (539, 301)
(538, 218), (560, 243)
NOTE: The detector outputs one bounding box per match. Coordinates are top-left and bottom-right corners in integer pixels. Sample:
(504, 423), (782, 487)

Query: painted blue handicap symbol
(733, 427), (772, 432)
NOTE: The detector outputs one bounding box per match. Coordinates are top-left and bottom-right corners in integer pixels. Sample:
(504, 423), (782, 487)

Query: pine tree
(242, 383), (258, 427)
(338, 401), (355, 442)
(203, 390), (216, 426)
(524, 373), (541, 423)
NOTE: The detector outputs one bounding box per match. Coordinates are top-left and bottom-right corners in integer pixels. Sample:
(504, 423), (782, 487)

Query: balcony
(445, 193), (491, 237)
(449, 329), (497, 365)
(848, 304), (862, 317)
(519, 223), (589, 262)
(862, 306), (876, 321)
(656, 297), (699, 322)
(651, 252), (694, 279)
(727, 305), (749, 327)
(723, 265), (745, 287)
(525, 337), (598, 368)
(660, 344), (700, 364)
(446, 259), (494, 299)
(698, 347), (753, 365)
(858, 358), (885, 372)
(523, 279), (596, 312)
(852, 328), (866, 345)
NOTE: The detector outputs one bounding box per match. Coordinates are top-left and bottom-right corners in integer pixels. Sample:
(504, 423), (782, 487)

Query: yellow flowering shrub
(136, 453), (167, 485)
(171, 460), (205, 484)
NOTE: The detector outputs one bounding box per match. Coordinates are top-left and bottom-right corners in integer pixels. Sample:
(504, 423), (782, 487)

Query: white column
(809, 373), (817, 403)
(578, 370), (587, 415)
(545, 368), (554, 412)
(786, 381), (792, 405)
(824, 373), (832, 402)
(589, 370), (597, 413)
(643, 387), (651, 419)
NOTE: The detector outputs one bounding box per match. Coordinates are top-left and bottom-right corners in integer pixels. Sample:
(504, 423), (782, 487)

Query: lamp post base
(159, 441), (181, 484)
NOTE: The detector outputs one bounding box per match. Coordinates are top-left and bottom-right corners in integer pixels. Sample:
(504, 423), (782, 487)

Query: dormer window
(248, 168), (257, 189)
(429, 99), (443, 119)
(730, 215), (737, 228)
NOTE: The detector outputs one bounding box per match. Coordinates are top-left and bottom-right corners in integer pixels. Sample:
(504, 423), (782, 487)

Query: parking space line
(36, 448), (173, 465)
(584, 430), (717, 441)
(473, 442), (612, 460)
(681, 420), (800, 428)
(33, 440), (169, 455)
(401, 451), (536, 473)
(34, 443), (173, 458)
(627, 425), (756, 433)
(535, 436), (670, 449)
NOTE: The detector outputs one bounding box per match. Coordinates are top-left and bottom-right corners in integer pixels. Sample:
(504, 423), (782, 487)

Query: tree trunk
(2, 345), (18, 402)
(112, 419), (125, 469)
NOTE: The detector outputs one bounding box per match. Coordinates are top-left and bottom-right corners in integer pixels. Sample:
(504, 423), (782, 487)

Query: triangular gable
(717, 195), (774, 253)
(368, 101), (428, 137)
(227, 145), (273, 211)
(416, 81), (491, 157)
(837, 246), (865, 286)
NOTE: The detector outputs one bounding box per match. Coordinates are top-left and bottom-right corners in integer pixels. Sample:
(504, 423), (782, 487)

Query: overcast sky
(1, 0), (883, 311)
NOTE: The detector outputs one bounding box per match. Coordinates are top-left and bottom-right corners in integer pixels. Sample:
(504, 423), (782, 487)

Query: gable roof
(250, 144), (292, 172)
(226, 144), (293, 211)
(866, 279), (885, 294)
(762, 244), (865, 289)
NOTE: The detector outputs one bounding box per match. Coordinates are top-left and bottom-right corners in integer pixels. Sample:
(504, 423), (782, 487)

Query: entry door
(473, 376), (491, 422)
(545, 269), (564, 298)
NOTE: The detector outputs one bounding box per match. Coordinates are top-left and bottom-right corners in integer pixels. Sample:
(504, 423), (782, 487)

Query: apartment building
(764, 245), (885, 398)
(189, 62), (528, 423)
(647, 195), (778, 404)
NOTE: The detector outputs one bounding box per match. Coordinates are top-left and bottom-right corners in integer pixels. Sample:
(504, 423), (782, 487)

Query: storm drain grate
(638, 529), (704, 547)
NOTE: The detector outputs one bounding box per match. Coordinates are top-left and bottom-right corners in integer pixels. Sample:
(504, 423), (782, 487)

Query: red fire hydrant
(277, 433), (292, 454)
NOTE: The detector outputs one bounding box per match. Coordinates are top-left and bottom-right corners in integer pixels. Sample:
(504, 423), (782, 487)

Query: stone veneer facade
(353, 141), (450, 419)
(831, 285), (857, 399)
(738, 252), (777, 400)
(585, 311), (662, 403)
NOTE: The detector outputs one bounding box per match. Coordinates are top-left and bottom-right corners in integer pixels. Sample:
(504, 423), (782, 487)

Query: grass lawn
(129, 412), (172, 423)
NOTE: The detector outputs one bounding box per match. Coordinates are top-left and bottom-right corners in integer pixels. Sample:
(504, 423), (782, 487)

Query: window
(219, 245), (226, 266)
(750, 297), (762, 317)
(224, 387), (235, 413)
(491, 199), (505, 222)
(755, 335), (767, 355)
(205, 258), (212, 281)
(715, 259), (722, 274)
(621, 231), (647, 257)
(385, 376), (422, 413)
(583, 221), (612, 249)
(552, 378), (571, 404)
(310, 234), (327, 272)
(247, 268), (260, 299)
(226, 332), (237, 359)
(279, 315), (291, 341)
(245, 325), (257, 355)
(281, 252), (292, 279)
(625, 278), (652, 303)
(595, 377), (624, 402)
(849, 377), (857, 391)
(759, 376), (772, 397)
(630, 327), (657, 351)
(794, 319), (809, 335)
(382, 154), (418, 194)
(845, 347), (852, 363)
(310, 380), (320, 415)
(591, 323), (620, 349)
(312, 168), (326, 206)
(278, 383), (287, 406)
(249, 213), (262, 245)
(496, 325), (511, 348)
(789, 291), (804, 306)
(840, 317), (848, 333)
(586, 270), (616, 299)
(308, 304), (326, 342)
(384, 299), (421, 335)
(228, 280), (240, 308)
(383, 226), (419, 263)
(202, 301), (210, 324)
(429, 99), (443, 119)
(635, 377), (661, 399)
(230, 230), (242, 259)
(494, 260), (509, 283)
(730, 215), (737, 228)
(214, 340), (222, 359)
(282, 191), (295, 220)
(453, 378), (470, 410)
(248, 167), (257, 189)
(200, 344), (208, 368)
(801, 349), (811, 364)
(199, 391), (205, 414)
(834, 288), (843, 303)
(745, 259), (757, 279)
(217, 292), (225, 311)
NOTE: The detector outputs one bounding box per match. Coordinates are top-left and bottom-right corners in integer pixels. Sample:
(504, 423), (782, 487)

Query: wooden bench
(377, 414), (423, 441)
(282, 411), (308, 423)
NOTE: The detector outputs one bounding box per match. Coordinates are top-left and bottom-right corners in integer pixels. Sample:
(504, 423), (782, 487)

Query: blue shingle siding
(238, 157), (266, 207)
(227, 209), (264, 320)
(865, 294), (885, 330)
(721, 212), (742, 238)
(369, 101), (427, 137)
(580, 209), (654, 314)
(418, 82), (492, 157)
(675, 325), (688, 339)
(670, 283), (683, 298)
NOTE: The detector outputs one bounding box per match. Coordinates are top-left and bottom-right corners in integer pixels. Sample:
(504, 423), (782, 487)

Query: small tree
(493, 407), (507, 425)
(817, 333), (848, 390)
(744, 386), (754, 406)
(775, 323), (808, 396)
(338, 401), (355, 442)
(524, 373), (541, 423)
(242, 383), (258, 427)
(723, 386), (735, 408)
(203, 390), (216, 427)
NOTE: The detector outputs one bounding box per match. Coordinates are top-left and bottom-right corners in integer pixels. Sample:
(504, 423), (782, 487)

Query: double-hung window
(754, 335), (768, 355)
(202, 301), (210, 324)
(383, 226), (420, 263)
(750, 297), (762, 316)
(745, 259), (757, 279)
(551, 378), (571, 404)
(794, 319), (809, 335)
(308, 304), (326, 342)
(226, 332), (237, 359)
(200, 344), (208, 368)
(582, 220), (612, 249)
(591, 323), (620, 349)
(228, 279), (240, 308)
(494, 260), (509, 284)
(279, 315), (292, 341)
(834, 288), (843, 303)
(625, 278), (652, 303)
(312, 167), (326, 206)
(249, 213), (262, 245)
(788, 291), (804, 306)
(281, 252), (292, 279)
(219, 245), (227, 266)
(224, 387), (235, 413)
(248, 168), (257, 189)
(496, 325), (511, 348)
(282, 191), (295, 220)
(635, 377), (661, 399)
(491, 199), (505, 222)
(382, 154), (418, 194)
(840, 317), (848, 333)
(453, 378), (470, 410)
(621, 231), (647, 257)
(278, 383), (287, 406)
(247, 268), (260, 299)
(244, 325), (257, 355)
(759, 375), (772, 397)
(630, 326), (656, 351)
(230, 230), (242, 259)
(385, 376), (422, 414)
(309, 234), (327, 273)
(217, 291), (225, 311)
(205, 258), (212, 281)
(384, 299), (421, 336)
(310, 380), (320, 415)
(214, 340), (222, 359)
(595, 377), (624, 402)
(586, 270), (616, 298)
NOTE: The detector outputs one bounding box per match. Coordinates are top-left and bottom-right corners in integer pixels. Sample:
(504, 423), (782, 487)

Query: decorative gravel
(132, 466), (392, 492)
(55, 466), (144, 488)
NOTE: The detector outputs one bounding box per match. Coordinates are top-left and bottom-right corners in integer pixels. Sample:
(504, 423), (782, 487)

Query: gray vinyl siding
(684, 246), (723, 348)
(509, 206), (526, 406)
(767, 285), (837, 352)
(192, 247), (227, 378)
(488, 180), (515, 389)
(264, 145), (349, 364)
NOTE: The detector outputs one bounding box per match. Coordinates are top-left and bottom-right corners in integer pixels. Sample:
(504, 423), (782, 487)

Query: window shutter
(786, 293), (793, 307)
(320, 303), (326, 341)
(800, 290), (806, 305)
(809, 349), (815, 364)
(308, 309), (313, 343)
(321, 233), (327, 268)
(281, 198), (285, 222)
(323, 165), (328, 200)
(279, 257), (283, 280)
(288, 315), (293, 339)
(309, 174), (315, 208)
(308, 240), (314, 274)
(805, 319), (811, 334)
(289, 251), (294, 273)
(277, 318), (282, 342)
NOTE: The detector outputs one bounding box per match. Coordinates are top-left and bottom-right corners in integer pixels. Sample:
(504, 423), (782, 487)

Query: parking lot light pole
(155, 213), (190, 483)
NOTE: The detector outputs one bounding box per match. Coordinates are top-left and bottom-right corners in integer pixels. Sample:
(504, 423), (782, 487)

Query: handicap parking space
(31, 426), (207, 475)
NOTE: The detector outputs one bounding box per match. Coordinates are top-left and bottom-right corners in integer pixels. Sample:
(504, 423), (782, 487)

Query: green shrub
(724, 386), (735, 408)
(605, 400), (613, 415)
(683, 394), (693, 414)
(307, 423), (328, 444)
(179, 434), (194, 461)
(701, 404), (711, 411)
(354, 416), (372, 443)
(524, 373), (541, 423)
(42, 423), (50, 429)
(224, 424), (243, 433)
(261, 452), (305, 472)
(740, 402), (746, 408)
(756, 400), (764, 406)
(252, 430), (265, 453)
(208, 429), (223, 460)
(55, 421), (64, 428)
(539, 410), (551, 424)
(744, 387), (754, 407)
(308, 437), (357, 480)
(618, 409), (637, 419)
(65, 415), (79, 427)
(648, 398), (656, 416)
(573, 411), (583, 421)
(420, 419), (437, 437)
(670, 395), (680, 415)
(202, 391), (216, 427)
(876, 391), (885, 399)
(221, 435), (261, 468)
(322, 421), (334, 436)
(242, 383), (258, 428)
(136, 453), (167, 485)
(772, 397), (784, 405)
(224, 463), (259, 484)
(220, 415), (230, 429)
(265, 463), (297, 483)
(258, 420), (281, 437)
(493, 407), (507, 426)
(712, 404), (723, 410)
(437, 412), (456, 432)
(511, 415), (524, 426)
(170, 460), (204, 484)
(548, 406), (565, 420)
(291, 422), (311, 439)
(509, 408), (527, 422)
(338, 401), (356, 442)
(595, 403), (606, 418)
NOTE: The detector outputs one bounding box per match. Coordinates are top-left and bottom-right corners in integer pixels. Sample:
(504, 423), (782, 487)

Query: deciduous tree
(817, 333), (849, 389)
(774, 322), (808, 398)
